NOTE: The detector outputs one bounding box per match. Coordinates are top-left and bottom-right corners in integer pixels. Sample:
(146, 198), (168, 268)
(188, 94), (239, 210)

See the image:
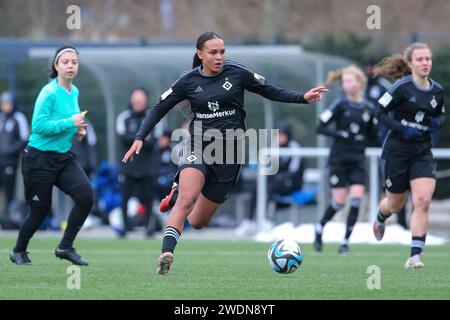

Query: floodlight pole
(315, 59), (327, 218)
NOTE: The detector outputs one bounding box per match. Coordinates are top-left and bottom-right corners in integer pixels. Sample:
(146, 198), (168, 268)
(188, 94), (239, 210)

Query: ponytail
(192, 31), (223, 69)
(372, 54), (410, 80)
(373, 42), (431, 80)
(325, 69), (343, 85)
(326, 65), (367, 91)
(192, 53), (203, 69)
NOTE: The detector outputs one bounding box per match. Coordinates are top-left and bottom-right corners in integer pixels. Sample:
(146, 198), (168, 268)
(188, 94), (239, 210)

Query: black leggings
(14, 148), (94, 252)
(0, 163), (18, 213)
(120, 176), (155, 230)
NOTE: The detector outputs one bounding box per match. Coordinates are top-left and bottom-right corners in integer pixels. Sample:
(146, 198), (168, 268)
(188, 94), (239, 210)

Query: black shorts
(175, 137), (242, 204)
(381, 151), (436, 194)
(22, 147), (92, 208)
(328, 160), (366, 188)
(176, 162), (242, 204)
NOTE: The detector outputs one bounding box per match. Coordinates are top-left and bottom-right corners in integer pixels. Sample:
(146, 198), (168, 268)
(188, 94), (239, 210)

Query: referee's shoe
(159, 183), (178, 213)
(55, 247), (89, 266)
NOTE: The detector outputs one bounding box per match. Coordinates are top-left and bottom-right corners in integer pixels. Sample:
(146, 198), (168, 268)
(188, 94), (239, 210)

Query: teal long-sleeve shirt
(28, 78), (80, 153)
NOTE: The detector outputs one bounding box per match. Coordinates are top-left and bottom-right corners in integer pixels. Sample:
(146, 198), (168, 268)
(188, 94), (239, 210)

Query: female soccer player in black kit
(373, 43), (445, 268)
(314, 65), (378, 255)
(10, 45), (93, 266)
(123, 31), (328, 275)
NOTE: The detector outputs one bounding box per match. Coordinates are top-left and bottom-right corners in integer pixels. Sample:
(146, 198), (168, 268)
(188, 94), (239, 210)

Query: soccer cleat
(55, 247), (89, 266)
(373, 220), (386, 241)
(159, 184), (178, 213)
(338, 244), (351, 255)
(313, 230), (323, 252)
(10, 250), (32, 266)
(404, 254), (425, 269)
(156, 252), (174, 275)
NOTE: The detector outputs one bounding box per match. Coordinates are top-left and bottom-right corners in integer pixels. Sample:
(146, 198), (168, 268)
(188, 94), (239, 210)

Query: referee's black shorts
(21, 147), (93, 208)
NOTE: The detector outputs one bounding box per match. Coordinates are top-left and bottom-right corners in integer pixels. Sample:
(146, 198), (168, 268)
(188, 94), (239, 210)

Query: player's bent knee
(389, 204), (404, 214)
(72, 187), (94, 211)
(176, 194), (198, 212)
(188, 220), (206, 229)
(386, 198), (406, 214)
(29, 203), (52, 218)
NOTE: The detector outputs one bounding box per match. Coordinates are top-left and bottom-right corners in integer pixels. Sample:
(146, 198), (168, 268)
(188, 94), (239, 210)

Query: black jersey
(317, 97), (378, 162)
(116, 109), (158, 177)
(135, 60), (307, 140)
(376, 75), (445, 155)
(365, 76), (391, 106)
(0, 110), (29, 166)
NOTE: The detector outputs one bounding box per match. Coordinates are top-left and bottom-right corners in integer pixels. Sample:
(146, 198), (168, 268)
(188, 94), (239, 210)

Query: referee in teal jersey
(10, 45), (93, 266)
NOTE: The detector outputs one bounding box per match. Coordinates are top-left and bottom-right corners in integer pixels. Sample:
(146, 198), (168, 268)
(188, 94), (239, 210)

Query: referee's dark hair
(49, 44), (79, 79)
(192, 31), (223, 69)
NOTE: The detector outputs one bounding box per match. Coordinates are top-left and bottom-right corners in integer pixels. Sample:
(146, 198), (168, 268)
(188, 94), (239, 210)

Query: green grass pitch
(0, 236), (449, 300)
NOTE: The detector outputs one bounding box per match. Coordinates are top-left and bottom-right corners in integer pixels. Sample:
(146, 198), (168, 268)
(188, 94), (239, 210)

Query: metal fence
(256, 147), (450, 232)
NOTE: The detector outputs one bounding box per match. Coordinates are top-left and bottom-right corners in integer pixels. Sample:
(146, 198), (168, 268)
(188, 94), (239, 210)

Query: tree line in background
(1, 0), (450, 49)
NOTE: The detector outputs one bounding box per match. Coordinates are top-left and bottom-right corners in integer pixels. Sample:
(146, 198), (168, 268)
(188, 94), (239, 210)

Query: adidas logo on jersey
(195, 86), (203, 93)
(32, 195), (40, 201)
(408, 96), (417, 103)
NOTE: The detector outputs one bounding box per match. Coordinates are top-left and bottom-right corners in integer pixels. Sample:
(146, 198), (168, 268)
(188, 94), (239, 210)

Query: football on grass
(268, 239), (303, 274)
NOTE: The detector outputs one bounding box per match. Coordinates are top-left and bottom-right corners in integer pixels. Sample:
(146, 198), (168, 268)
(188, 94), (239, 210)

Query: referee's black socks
(162, 226), (181, 253)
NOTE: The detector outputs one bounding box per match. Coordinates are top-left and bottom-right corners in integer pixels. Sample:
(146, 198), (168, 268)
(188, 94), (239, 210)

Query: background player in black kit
(372, 43), (445, 268)
(0, 91), (30, 217)
(122, 31), (328, 275)
(364, 61), (410, 229)
(314, 65), (378, 255)
(116, 88), (159, 238)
